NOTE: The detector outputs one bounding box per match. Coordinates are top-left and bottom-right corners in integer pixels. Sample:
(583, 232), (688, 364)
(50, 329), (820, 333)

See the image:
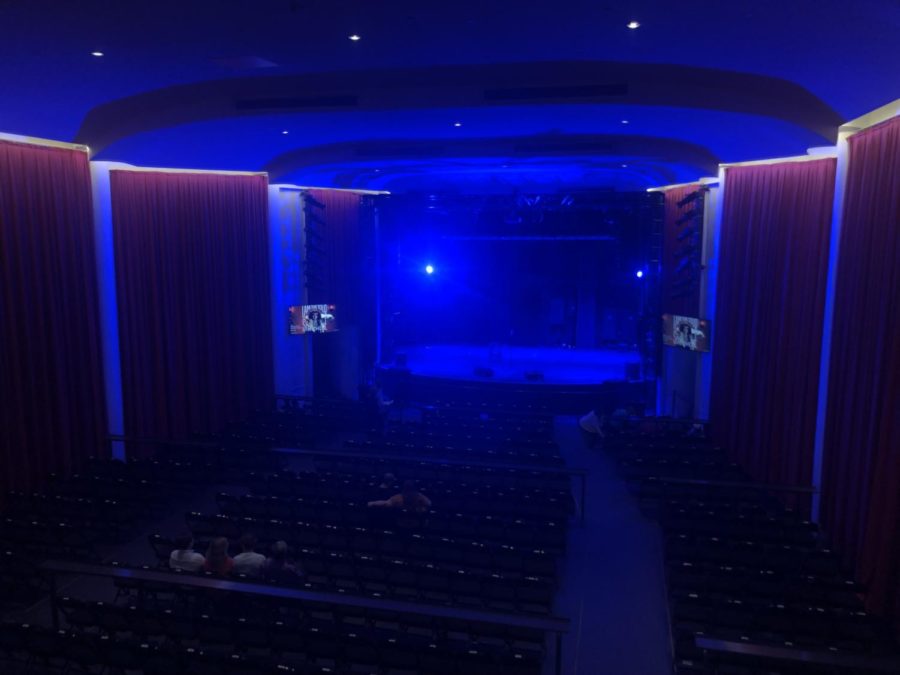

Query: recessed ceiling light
(453, 122), (462, 127)
(621, 119), (629, 124)
(349, 34), (361, 41)
(627, 21), (640, 29)
(91, 51), (104, 57)
(281, 130), (289, 135)
(622, 164), (628, 168)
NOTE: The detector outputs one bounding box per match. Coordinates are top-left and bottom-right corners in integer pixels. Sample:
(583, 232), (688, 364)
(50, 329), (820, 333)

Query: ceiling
(2, 0), (898, 192)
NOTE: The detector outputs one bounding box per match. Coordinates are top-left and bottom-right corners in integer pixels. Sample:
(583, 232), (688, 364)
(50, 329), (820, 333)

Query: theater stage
(391, 344), (641, 385)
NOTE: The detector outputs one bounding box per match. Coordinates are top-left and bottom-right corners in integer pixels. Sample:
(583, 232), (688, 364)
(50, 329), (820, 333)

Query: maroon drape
(110, 170), (273, 452)
(306, 190), (365, 322)
(821, 117), (900, 621)
(0, 140), (107, 504)
(662, 184), (703, 317)
(306, 189), (376, 397)
(710, 159), (836, 493)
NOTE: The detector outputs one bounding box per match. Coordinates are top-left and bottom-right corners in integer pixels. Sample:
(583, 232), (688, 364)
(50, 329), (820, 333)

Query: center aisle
(554, 416), (672, 675)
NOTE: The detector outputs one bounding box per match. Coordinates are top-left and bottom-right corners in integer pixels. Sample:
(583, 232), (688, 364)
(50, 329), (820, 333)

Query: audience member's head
(174, 533), (194, 551)
(240, 533), (257, 553)
(270, 540), (289, 565)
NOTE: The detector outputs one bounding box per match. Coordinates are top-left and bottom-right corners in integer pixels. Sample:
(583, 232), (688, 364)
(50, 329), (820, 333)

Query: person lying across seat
(368, 479), (432, 513)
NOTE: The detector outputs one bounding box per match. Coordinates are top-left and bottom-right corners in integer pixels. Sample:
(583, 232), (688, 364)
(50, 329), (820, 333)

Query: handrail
(41, 559), (570, 673)
(695, 636), (900, 672)
(648, 476), (817, 494)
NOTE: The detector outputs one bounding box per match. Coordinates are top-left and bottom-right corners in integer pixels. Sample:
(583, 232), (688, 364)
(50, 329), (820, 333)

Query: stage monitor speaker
(474, 366), (494, 378)
(625, 363), (641, 381)
(524, 370), (544, 382)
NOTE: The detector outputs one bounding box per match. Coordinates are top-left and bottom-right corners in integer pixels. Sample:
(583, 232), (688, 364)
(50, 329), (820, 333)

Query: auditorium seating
(0, 391), (578, 675)
(603, 419), (900, 674)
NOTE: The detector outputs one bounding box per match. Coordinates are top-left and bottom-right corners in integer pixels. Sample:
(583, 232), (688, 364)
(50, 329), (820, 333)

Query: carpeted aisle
(554, 416), (672, 675)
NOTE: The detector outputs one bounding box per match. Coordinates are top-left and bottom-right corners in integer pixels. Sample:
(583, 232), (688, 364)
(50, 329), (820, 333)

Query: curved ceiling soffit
(77, 61), (843, 154)
(331, 163), (683, 191)
(264, 133), (721, 182)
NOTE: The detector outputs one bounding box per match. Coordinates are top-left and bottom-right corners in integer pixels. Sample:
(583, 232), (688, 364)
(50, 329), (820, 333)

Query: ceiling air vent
(235, 95), (358, 110)
(484, 83), (628, 101)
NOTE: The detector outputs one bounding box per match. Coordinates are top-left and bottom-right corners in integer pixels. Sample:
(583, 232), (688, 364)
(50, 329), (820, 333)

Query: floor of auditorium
(8, 416), (672, 675)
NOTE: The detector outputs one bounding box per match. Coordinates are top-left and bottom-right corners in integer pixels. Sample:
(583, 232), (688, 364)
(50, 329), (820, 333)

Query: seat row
(309, 458), (574, 492)
(346, 439), (564, 467)
(184, 512), (560, 571)
(602, 424), (898, 674)
(47, 585), (546, 674)
(196, 497), (567, 552)
(237, 475), (574, 520)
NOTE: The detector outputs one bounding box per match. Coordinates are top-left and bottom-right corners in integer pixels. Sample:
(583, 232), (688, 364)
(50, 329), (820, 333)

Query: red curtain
(306, 189), (376, 397)
(821, 117), (900, 621)
(306, 189), (365, 321)
(0, 140), (108, 504)
(710, 159), (836, 493)
(110, 170), (273, 452)
(662, 184), (703, 317)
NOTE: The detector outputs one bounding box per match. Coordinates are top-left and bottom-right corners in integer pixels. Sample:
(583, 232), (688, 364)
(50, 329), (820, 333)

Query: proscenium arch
(77, 61), (843, 155)
(263, 134), (721, 182)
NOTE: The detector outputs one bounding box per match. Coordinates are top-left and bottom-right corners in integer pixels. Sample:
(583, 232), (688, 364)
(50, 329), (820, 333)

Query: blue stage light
(635, 269), (644, 278)
(425, 264), (434, 275)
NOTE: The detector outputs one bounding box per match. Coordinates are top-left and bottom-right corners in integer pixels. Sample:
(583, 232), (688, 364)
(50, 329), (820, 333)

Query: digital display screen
(662, 314), (710, 352)
(289, 304), (337, 335)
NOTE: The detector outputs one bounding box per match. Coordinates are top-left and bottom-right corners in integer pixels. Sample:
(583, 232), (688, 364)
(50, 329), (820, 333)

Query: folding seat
(419, 572), (451, 604)
(378, 641), (419, 673)
(269, 619), (306, 658)
(0, 622), (29, 666)
(24, 625), (67, 672)
(99, 634), (147, 672)
(196, 614), (234, 648)
(522, 554), (556, 579)
(516, 582), (554, 611)
(387, 568), (419, 600)
(418, 650), (458, 675)
(462, 546), (492, 571)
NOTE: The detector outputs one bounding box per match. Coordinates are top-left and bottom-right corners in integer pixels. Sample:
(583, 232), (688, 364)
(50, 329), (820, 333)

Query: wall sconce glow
(453, 122), (462, 127)
(627, 21), (640, 29)
(91, 51), (104, 57)
(349, 34), (361, 41)
(281, 130), (289, 135)
(425, 264), (435, 275)
(621, 164), (629, 168)
(635, 270), (644, 279)
(621, 119), (630, 125)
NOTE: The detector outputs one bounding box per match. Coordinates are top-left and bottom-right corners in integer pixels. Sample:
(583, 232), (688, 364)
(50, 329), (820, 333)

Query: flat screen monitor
(662, 313), (710, 352)
(289, 304), (337, 335)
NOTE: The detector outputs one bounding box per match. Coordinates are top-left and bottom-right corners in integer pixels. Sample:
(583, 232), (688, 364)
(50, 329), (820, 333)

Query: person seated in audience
(368, 479), (432, 513)
(169, 533), (205, 572)
(262, 540), (302, 583)
(232, 533), (266, 577)
(203, 537), (234, 577)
